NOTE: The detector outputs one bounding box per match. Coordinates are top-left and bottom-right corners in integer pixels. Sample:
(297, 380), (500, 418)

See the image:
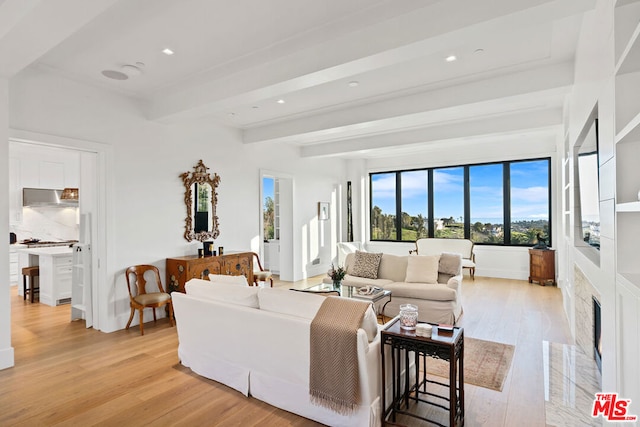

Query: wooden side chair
(252, 252), (273, 287)
(125, 265), (174, 335)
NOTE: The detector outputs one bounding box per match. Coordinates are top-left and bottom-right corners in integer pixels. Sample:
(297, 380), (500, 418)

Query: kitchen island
(19, 246), (73, 306)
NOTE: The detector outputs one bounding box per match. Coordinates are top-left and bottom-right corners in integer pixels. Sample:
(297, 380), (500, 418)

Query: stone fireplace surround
(574, 265), (601, 364)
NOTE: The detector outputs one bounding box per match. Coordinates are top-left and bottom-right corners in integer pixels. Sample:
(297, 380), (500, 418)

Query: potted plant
(328, 264), (346, 290)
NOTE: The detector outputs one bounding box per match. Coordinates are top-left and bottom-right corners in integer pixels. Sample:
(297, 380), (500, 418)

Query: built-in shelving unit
(274, 179), (280, 240)
(563, 135), (572, 239)
(615, 0), (640, 289)
(71, 243), (92, 328)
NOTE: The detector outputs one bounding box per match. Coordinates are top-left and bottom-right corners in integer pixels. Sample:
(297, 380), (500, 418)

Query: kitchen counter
(19, 246), (73, 256)
(18, 247), (73, 306)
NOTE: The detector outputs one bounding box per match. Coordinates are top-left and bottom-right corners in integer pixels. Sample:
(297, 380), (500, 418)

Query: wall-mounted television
(577, 118), (600, 250)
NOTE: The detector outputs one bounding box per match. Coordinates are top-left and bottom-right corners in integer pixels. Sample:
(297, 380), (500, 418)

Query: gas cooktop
(20, 239), (78, 248)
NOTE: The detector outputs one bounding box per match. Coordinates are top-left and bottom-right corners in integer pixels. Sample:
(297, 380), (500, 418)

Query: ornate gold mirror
(181, 160), (220, 242)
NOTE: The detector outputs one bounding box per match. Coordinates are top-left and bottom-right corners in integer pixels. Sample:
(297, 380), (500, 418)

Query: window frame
(369, 157), (552, 246)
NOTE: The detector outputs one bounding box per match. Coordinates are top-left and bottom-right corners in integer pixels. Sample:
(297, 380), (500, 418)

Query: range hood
(23, 188), (78, 207)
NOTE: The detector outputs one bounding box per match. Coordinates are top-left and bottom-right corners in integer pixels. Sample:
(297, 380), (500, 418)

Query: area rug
(425, 337), (515, 392)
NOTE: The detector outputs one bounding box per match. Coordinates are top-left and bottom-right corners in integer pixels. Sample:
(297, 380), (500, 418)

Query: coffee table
(305, 282), (392, 321)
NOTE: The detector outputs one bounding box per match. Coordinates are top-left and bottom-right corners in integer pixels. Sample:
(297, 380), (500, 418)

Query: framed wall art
(318, 202), (330, 220)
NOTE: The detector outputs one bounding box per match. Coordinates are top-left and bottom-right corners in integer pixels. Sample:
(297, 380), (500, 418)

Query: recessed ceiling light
(474, 48), (484, 54)
(228, 112), (236, 117)
(277, 99), (285, 104)
(162, 48), (174, 55)
(348, 81), (359, 87)
(252, 106), (259, 109)
(446, 55), (457, 62)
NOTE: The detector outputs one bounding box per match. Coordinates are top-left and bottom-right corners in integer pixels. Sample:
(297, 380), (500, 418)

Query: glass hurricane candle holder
(399, 304), (418, 330)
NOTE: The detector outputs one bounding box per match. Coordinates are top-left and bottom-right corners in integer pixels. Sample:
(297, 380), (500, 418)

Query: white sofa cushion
(208, 273), (250, 286)
(405, 255), (440, 284)
(185, 279), (259, 308)
(377, 253), (409, 283)
(384, 282), (457, 301)
(258, 288), (378, 342)
(341, 275), (393, 288)
(258, 288), (324, 319)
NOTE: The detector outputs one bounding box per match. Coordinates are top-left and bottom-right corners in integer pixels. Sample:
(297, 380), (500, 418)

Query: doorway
(260, 170), (293, 281)
(9, 132), (109, 331)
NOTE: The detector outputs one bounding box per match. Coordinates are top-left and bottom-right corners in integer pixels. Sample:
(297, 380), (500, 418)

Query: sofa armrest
(446, 274), (462, 290)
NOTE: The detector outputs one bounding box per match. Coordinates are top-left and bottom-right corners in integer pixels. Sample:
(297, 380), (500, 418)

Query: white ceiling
(0, 0), (595, 158)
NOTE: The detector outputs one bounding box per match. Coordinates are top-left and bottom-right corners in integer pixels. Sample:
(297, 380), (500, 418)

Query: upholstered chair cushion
(134, 292), (171, 305)
(254, 270), (273, 281)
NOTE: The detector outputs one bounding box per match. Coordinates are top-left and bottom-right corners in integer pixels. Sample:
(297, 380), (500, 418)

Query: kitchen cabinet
(9, 245), (24, 285)
(19, 247), (73, 306)
(8, 141), (80, 226)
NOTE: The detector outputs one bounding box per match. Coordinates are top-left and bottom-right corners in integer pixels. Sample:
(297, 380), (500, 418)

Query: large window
(509, 160), (550, 245)
(433, 167), (464, 239)
(371, 173), (397, 240)
(469, 163), (504, 243)
(370, 158), (551, 246)
(400, 170), (428, 241)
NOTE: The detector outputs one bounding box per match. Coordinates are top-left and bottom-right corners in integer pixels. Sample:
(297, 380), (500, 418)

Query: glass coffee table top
(306, 282), (389, 300)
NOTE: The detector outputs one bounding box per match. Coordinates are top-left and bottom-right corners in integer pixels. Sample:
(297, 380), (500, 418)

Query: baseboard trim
(0, 346), (15, 370)
(476, 268), (528, 281)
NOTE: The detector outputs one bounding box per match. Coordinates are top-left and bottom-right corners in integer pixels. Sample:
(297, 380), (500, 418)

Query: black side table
(381, 319), (464, 426)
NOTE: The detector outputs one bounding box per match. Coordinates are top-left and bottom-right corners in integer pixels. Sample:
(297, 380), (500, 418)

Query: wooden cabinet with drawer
(528, 248), (555, 286)
(166, 252), (254, 293)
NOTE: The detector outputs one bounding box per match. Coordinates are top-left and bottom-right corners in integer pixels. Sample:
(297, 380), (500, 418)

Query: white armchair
(337, 241), (365, 266)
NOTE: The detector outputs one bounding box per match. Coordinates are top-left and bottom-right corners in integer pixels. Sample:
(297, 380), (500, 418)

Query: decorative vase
(332, 280), (342, 290)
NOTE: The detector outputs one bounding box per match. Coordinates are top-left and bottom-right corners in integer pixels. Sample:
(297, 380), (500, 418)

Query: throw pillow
(185, 279), (259, 308)
(351, 250), (383, 279)
(439, 252), (462, 276)
(209, 273), (249, 286)
(405, 255), (440, 284)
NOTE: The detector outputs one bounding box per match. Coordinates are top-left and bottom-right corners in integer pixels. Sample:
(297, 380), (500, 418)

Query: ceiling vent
(101, 62), (145, 80)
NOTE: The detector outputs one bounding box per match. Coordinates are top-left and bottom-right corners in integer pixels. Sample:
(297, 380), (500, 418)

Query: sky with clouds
(372, 160), (550, 222)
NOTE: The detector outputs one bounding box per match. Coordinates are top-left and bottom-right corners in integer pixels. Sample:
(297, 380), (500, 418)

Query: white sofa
(325, 252), (463, 324)
(413, 238), (476, 279)
(171, 279), (387, 427)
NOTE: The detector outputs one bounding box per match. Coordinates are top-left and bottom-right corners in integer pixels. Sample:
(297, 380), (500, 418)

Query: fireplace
(593, 296), (602, 373)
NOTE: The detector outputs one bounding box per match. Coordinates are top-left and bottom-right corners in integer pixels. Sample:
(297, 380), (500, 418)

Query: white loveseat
(325, 252), (463, 324)
(171, 279), (386, 427)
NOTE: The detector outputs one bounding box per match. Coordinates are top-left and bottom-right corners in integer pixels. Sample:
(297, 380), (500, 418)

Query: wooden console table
(166, 252), (253, 293)
(528, 248), (555, 286)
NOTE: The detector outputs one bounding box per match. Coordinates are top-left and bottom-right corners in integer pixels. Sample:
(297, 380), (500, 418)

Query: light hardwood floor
(0, 275), (572, 426)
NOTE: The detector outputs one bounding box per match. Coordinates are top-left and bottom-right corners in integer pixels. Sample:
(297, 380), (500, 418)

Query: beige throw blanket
(309, 296), (370, 415)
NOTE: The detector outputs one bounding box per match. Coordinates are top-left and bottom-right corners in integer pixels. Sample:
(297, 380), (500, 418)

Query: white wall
(0, 77), (15, 370)
(6, 66), (345, 334)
